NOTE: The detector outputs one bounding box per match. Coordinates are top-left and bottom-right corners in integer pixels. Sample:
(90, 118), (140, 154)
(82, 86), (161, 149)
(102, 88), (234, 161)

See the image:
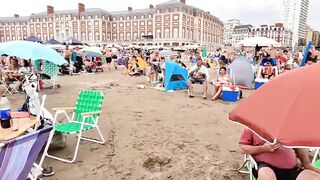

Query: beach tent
(46, 38), (61, 45)
(25, 35), (42, 43)
(229, 56), (254, 88)
(164, 61), (188, 91)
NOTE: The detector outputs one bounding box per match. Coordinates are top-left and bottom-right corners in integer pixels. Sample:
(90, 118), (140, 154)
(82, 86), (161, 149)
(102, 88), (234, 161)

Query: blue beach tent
(164, 61), (188, 91)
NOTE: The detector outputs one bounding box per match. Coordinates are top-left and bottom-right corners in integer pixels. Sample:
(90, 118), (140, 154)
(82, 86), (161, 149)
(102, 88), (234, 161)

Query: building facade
(0, 0), (224, 47)
(283, 0), (310, 47)
(230, 23), (293, 47)
(312, 31), (319, 46)
(250, 23), (293, 47)
(223, 19), (241, 46)
(232, 24), (252, 45)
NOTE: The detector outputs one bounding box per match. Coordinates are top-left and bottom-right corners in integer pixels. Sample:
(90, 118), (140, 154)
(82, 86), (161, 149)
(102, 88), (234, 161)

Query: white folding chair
(238, 154), (258, 180)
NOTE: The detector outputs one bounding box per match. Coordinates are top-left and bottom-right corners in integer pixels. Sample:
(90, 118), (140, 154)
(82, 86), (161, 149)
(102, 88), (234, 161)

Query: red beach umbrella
(229, 64), (320, 147)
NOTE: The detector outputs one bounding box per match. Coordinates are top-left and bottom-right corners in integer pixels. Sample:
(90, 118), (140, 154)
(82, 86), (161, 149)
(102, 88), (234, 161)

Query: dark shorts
(106, 57), (112, 64)
(190, 78), (206, 84)
(253, 162), (304, 180)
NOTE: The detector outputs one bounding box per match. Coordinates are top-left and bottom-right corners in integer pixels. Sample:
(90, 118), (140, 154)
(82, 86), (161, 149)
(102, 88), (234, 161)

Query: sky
(0, 0), (318, 30)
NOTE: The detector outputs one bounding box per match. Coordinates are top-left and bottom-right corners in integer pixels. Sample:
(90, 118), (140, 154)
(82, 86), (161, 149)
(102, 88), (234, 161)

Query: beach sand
(6, 70), (247, 180)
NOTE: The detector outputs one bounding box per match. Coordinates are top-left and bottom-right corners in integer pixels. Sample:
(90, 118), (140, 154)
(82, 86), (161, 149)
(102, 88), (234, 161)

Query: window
(81, 16), (85, 20)
(66, 22), (69, 27)
(42, 23), (47, 28)
(133, 22), (137, 26)
(95, 15), (99, 19)
(95, 32), (100, 40)
(88, 15), (92, 19)
(134, 16), (137, 19)
(120, 16), (123, 20)
(36, 24), (40, 28)
(126, 22), (130, 27)
(147, 21), (152, 25)
(164, 28), (170, 38)
(43, 18), (46, 22)
(119, 23), (123, 27)
(127, 16), (130, 20)
(133, 32), (138, 39)
(148, 14), (152, 18)
(94, 21), (99, 26)
(113, 17), (116, 21)
(173, 15), (179, 20)
(156, 29), (161, 39)
(126, 32), (131, 40)
(173, 28), (179, 38)
(73, 16), (77, 20)
(120, 33), (124, 40)
(88, 21), (91, 26)
(140, 21), (145, 26)
(141, 15), (145, 19)
(112, 23), (116, 27)
(140, 32), (145, 38)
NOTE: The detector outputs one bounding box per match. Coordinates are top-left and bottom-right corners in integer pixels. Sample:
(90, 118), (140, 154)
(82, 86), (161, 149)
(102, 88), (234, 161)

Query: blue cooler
(222, 86), (240, 102)
(255, 78), (269, 89)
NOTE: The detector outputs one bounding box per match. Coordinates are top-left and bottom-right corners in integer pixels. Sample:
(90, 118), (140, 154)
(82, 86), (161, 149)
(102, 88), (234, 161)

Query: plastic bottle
(0, 95), (11, 129)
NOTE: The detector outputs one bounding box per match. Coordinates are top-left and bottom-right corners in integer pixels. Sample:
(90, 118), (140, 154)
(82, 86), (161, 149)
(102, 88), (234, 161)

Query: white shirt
(188, 65), (209, 80)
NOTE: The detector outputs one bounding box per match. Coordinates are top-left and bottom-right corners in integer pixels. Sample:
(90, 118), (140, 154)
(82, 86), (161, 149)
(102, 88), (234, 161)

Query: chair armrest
(81, 111), (101, 116)
(52, 107), (75, 111)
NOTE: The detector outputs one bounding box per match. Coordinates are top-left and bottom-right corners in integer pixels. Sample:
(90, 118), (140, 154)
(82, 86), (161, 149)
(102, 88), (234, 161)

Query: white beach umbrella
(236, 36), (281, 47)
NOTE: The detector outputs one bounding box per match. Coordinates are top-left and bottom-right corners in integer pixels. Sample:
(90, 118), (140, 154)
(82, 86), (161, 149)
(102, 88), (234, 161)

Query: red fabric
(230, 64), (320, 147)
(277, 55), (287, 63)
(239, 129), (297, 169)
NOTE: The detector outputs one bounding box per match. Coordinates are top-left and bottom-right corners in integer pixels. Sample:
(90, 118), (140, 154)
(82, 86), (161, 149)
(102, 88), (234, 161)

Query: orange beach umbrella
(229, 64), (320, 147)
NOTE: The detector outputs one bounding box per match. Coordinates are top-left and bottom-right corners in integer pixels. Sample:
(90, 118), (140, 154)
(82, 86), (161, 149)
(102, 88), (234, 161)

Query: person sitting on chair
(260, 53), (277, 79)
(211, 67), (231, 101)
(188, 57), (209, 99)
(239, 129), (320, 180)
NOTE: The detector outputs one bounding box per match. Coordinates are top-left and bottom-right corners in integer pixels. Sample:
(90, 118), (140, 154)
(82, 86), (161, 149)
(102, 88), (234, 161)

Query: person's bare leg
(297, 169), (320, 180)
(212, 85), (221, 100)
(188, 80), (194, 97)
(203, 81), (207, 98)
(257, 167), (276, 180)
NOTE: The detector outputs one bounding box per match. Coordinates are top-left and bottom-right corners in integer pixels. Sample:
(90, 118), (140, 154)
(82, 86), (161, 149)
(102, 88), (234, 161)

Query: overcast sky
(0, 0), (318, 30)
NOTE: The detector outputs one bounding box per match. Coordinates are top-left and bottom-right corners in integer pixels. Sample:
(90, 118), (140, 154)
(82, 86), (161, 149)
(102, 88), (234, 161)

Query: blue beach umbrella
(0, 40), (66, 65)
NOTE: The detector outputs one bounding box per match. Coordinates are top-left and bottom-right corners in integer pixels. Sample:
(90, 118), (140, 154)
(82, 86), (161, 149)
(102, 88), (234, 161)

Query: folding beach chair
(238, 154), (258, 180)
(0, 126), (53, 180)
(45, 90), (105, 163)
(0, 70), (20, 95)
(256, 66), (279, 79)
(43, 61), (59, 90)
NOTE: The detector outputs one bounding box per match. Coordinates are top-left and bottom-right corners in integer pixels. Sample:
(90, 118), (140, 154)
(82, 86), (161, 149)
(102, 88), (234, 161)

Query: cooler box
(255, 78), (269, 89)
(222, 86), (240, 102)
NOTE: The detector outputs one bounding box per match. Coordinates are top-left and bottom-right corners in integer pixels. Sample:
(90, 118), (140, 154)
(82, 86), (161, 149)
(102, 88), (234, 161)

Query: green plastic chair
(43, 60), (59, 90)
(45, 90), (105, 163)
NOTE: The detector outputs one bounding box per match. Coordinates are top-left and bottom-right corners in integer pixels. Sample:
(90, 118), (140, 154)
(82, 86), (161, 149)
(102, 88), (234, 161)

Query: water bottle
(0, 95), (11, 129)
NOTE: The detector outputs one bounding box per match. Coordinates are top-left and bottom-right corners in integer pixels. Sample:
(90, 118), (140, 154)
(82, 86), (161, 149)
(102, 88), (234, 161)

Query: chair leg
(80, 126), (105, 144)
(34, 129), (55, 178)
(46, 130), (83, 163)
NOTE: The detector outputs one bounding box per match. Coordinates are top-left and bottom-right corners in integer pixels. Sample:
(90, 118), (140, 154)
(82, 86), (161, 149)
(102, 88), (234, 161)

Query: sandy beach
(7, 70), (247, 180)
